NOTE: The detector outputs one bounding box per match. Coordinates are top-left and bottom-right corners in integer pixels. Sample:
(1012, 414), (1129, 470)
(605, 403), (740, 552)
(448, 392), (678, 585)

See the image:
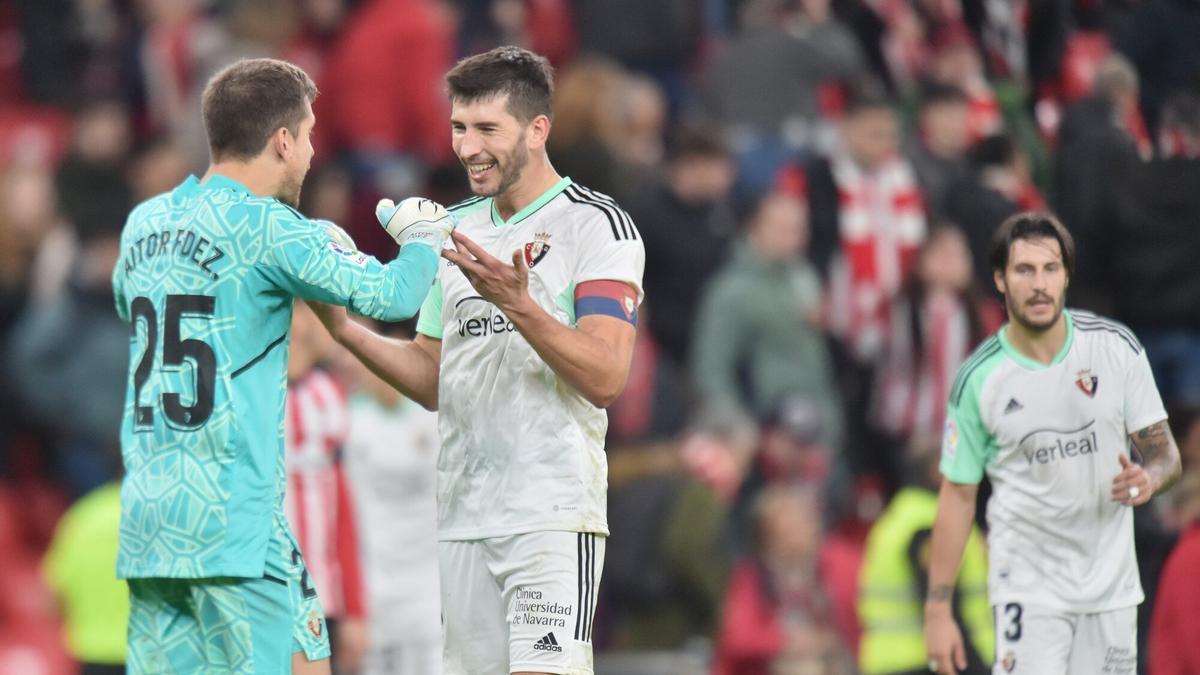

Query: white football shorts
(991, 602), (1136, 674)
(440, 531), (604, 675)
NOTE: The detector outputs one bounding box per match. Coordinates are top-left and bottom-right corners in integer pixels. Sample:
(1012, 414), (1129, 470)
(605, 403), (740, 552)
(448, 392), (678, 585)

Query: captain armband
(574, 280), (638, 326)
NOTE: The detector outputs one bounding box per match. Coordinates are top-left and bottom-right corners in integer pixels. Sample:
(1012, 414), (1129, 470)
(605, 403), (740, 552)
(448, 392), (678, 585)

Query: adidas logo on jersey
(534, 632), (563, 652)
(1004, 398), (1023, 414)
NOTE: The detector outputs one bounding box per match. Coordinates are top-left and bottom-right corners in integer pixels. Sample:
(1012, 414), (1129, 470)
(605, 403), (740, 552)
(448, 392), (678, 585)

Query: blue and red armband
(574, 280), (638, 325)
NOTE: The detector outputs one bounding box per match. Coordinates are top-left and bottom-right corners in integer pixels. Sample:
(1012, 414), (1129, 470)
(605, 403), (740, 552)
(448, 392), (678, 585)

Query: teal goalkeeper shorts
(126, 519), (330, 674)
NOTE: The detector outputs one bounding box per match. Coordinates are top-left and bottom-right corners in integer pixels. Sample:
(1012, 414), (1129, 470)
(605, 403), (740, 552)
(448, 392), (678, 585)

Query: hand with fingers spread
(441, 230), (533, 314)
(376, 197), (456, 251)
(1112, 453), (1155, 506)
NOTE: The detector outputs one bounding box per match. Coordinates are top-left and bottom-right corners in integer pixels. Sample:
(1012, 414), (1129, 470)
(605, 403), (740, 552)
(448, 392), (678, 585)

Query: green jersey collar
(491, 176), (573, 227)
(998, 309), (1075, 370)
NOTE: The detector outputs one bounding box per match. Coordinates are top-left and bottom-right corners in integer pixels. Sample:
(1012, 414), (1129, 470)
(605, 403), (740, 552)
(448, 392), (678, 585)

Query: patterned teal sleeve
(940, 381), (994, 484)
(258, 205), (438, 321)
(415, 278), (443, 339)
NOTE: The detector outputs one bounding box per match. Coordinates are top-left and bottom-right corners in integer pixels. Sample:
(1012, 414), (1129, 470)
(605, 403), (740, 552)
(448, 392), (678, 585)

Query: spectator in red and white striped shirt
(285, 301), (368, 673)
(871, 226), (1003, 449)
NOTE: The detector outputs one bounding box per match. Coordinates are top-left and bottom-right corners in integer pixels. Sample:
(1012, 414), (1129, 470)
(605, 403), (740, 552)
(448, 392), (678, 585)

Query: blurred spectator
(314, 0), (455, 194)
(135, 0), (234, 169)
(870, 226), (1001, 475)
(571, 0), (703, 113)
(857, 435), (992, 675)
(6, 152), (129, 496)
(42, 480), (127, 675)
(456, 0), (576, 67)
(603, 414), (753, 650)
(928, 23), (1001, 144)
(944, 134), (1039, 293)
(340, 321), (442, 675)
(284, 302), (368, 674)
(1099, 90), (1200, 408)
(712, 485), (856, 675)
(625, 125), (738, 370)
(546, 57), (629, 198)
(803, 86), (926, 365)
(127, 136), (190, 202)
(285, 0), (352, 82)
(1114, 0), (1200, 133)
(1054, 54), (1146, 309)
(905, 83), (971, 222)
(700, 0), (866, 193)
(691, 191), (841, 452)
(1147, 469), (1200, 675)
(611, 74), (667, 175)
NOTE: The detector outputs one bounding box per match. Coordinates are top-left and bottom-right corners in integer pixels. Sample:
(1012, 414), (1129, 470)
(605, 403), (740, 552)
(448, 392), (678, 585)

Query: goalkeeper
(111, 58), (451, 675)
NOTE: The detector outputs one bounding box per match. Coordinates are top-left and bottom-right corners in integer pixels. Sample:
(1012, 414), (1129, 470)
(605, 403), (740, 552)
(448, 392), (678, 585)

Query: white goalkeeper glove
(376, 197), (455, 251)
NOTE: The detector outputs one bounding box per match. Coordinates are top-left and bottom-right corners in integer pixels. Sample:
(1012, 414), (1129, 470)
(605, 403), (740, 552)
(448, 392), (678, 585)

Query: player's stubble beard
(468, 130), (529, 199)
(277, 165), (305, 208)
(1005, 284), (1065, 333)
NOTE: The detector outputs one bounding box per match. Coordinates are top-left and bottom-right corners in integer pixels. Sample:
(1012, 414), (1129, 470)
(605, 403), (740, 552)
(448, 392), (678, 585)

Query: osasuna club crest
(1076, 368), (1098, 398)
(524, 232), (552, 268)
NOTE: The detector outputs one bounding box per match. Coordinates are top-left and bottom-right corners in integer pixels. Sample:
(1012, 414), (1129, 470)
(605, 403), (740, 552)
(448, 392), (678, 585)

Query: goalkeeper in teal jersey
(111, 59), (453, 675)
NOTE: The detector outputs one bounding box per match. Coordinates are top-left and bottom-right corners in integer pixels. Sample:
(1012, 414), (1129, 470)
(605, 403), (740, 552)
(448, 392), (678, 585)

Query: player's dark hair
(445, 46), (554, 123)
(202, 58), (317, 162)
(989, 211), (1076, 279)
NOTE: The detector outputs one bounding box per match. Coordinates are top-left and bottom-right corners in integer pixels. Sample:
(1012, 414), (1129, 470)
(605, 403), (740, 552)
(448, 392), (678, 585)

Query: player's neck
(1004, 312), (1069, 365)
(204, 159), (280, 200)
(493, 158), (560, 221)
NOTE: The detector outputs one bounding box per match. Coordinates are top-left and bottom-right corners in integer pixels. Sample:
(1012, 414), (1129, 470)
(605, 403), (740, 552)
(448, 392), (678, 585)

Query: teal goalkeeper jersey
(112, 174), (437, 579)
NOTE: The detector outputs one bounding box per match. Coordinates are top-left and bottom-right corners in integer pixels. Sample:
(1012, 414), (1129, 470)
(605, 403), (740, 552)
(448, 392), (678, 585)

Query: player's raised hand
(376, 197), (455, 250)
(925, 611), (967, 674)
(1112, 453), (1153, 506)
(442, 230), (531, 313)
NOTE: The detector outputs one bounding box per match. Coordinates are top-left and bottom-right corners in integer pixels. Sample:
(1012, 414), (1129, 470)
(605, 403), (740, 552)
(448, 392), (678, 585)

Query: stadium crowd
(1, 0), (1199, 673)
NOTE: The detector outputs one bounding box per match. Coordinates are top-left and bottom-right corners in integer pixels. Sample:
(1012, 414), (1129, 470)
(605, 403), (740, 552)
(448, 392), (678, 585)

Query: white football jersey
(343, 394), (441, 638)
(941, 309), (1166, 612)
(416, 177), (645, 540)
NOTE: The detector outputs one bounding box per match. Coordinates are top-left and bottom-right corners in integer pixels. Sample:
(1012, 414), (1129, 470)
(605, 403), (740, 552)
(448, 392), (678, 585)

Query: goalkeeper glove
(376, 197), (455, 251)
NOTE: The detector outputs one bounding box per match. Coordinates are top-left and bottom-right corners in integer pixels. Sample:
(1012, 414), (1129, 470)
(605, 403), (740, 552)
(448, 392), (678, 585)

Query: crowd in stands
(2, 0), (1200, 673)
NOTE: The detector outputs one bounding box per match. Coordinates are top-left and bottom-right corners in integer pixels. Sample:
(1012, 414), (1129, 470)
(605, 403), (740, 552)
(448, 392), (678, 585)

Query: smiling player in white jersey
(923, 213), (1182, 675)
(313, 46), (644, 675)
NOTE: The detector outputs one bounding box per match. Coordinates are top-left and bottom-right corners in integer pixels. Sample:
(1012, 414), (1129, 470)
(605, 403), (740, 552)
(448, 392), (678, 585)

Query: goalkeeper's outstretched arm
(311, 303), (442, 410)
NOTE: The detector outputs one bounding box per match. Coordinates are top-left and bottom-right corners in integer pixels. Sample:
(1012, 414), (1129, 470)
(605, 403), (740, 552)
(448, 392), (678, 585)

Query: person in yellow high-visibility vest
(859, 436), (992, 674)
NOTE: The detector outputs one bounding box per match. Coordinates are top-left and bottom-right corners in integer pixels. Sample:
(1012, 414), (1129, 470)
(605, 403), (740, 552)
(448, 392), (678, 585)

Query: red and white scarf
(826, 153), (927, 362)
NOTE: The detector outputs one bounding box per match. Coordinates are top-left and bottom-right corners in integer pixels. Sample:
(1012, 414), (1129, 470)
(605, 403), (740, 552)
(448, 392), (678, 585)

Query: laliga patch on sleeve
(942, 418), (958, 459)
(327, 240), (368, 267)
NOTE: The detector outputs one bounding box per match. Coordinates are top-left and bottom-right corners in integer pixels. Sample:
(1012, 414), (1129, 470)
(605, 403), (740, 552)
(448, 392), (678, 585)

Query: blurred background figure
(626, 125), (738, 376)
(43, 477), (127, 675)
(339, 319), (443, 675)
(905, 83), (970, 224)
(857, 435), (991, 675)
(285, 301), (367, 674)
(712, 485), (855, 675)
(1148, 470), (1200, 675)
(692, 191), (837, 444)
(868, 225), (1001, 492)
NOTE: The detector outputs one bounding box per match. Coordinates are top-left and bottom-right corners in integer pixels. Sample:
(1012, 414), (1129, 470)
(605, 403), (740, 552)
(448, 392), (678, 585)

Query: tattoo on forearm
(927, 584), (954, 603)
(1132, 420), (1182, 493)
